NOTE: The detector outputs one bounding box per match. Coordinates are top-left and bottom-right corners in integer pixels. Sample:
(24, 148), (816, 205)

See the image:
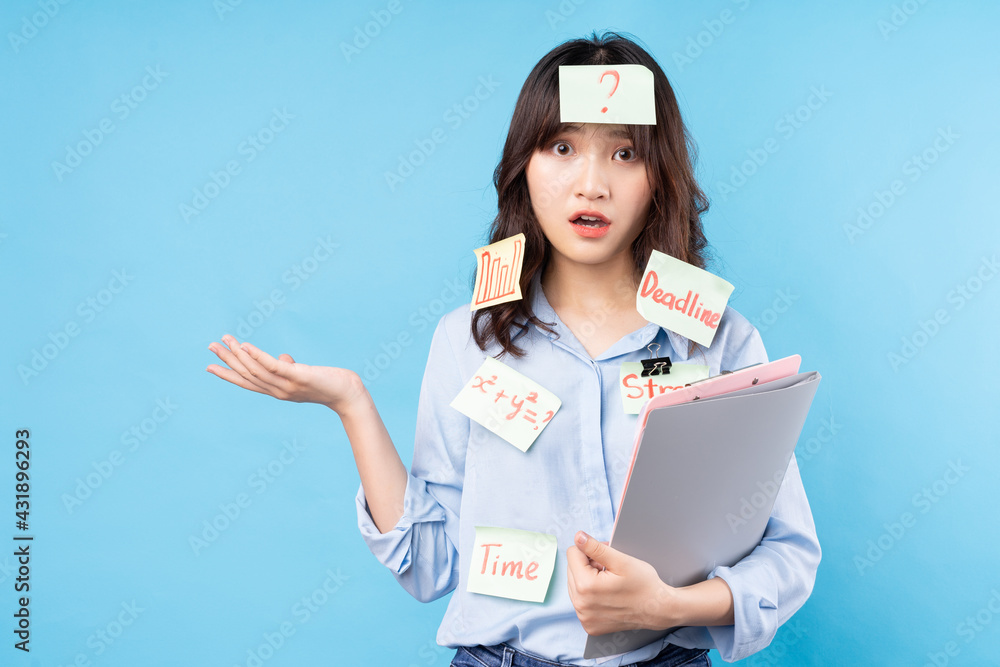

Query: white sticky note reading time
(451, 357), (561, 452)
(559, 65), (655, 125)
(636, 250), (734, 348)
(467, 526), (558, 603)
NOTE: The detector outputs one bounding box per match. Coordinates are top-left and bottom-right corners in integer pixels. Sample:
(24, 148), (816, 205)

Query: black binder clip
(640, 343), (672, 377)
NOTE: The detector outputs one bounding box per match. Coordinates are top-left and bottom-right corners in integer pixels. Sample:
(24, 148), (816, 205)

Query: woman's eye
(553, 142), (571, 156)
(616, 147), (636, 161)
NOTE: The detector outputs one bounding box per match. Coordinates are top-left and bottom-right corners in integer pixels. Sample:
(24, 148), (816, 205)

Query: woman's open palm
(206, 335), (365, 413)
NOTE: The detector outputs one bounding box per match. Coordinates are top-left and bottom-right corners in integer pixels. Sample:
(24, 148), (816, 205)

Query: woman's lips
(569, 213), (611, 238)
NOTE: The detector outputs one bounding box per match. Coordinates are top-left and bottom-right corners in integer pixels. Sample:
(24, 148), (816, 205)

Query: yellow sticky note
(559, 65), (656, 125)
(636, 250), (735, 348)
(619, 362), (710, 414)
(471, 233), (525, 310)
(450, 356), (561, 452)
(467, 526), (558, 603)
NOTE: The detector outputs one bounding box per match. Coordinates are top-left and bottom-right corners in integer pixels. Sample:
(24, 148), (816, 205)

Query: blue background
(2, 1), (998, 665)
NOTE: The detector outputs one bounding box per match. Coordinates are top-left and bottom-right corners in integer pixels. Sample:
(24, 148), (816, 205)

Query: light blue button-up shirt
(356, 280), (821, 664)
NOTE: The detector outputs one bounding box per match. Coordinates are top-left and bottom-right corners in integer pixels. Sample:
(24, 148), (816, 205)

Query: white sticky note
(467, 526), (558, 603)
(636, 250), (734, 348)
(471, 233), (525, 310)
(559, 65), (655, 125)
(618, 362), (710, 414)
(450, 356), (561, 452)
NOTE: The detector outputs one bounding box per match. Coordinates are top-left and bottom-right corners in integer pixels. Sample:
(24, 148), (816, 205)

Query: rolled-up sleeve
(355, 317), (470, 603)
(705, 455), (821, 661)
(699, 318), (822, 662)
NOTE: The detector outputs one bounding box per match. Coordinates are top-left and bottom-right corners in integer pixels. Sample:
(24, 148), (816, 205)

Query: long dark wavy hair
(472, 31), (710, 357)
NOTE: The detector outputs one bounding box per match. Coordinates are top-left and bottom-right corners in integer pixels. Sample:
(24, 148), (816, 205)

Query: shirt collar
(512, 271), (696, 363)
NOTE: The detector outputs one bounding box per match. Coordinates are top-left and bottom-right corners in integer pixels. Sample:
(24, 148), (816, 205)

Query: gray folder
(583, 371), (821, 659)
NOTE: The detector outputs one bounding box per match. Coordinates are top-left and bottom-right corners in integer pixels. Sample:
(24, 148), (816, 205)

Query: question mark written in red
(533, 410), (555, 430)
(600, 69), (620, 113)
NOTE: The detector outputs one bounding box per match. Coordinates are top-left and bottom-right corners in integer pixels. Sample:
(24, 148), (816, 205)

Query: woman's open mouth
(569, 212), (611, 238)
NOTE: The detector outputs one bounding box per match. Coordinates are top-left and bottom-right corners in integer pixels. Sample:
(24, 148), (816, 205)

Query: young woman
(207, 32), (820, 667)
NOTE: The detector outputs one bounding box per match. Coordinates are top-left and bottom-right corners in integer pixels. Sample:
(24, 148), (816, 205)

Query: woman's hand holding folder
(567, 531), (735, 636)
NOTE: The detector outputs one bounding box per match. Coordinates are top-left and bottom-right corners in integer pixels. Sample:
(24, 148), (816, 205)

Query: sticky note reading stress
(559, 65), (655, 125)
(618, 362), (710, 414)
(467, 526), (558, 603)
(636, 250), (734, 348)
(450, 356), (561, 452)
(471, 233), (525, 311)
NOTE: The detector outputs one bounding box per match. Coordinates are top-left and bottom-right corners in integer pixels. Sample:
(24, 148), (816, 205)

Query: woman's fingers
(231, 341), (283, 387)
(205, 363), (270, 396)
(209, 337), (278, 393)
(206, 337), (344, 407)
(237, 342), (299, 395)
(238, 341), (287, 376)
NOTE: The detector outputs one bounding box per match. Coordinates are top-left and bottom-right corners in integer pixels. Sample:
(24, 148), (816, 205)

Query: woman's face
(525, 122), (652, 274)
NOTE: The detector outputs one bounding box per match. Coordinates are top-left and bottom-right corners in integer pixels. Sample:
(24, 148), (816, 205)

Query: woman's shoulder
(666, 304), (766, 372)
(433, 302), (475, 347)
(426, 302), (496, 363)
(718, 304), (756, 338)
(715, 305), (768, 368)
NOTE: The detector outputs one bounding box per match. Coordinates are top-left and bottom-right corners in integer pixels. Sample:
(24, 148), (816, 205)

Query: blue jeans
(451, 643), (710, 667)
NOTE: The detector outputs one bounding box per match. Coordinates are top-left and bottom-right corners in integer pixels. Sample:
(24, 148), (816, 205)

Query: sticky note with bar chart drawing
(471, 233), (525, 310)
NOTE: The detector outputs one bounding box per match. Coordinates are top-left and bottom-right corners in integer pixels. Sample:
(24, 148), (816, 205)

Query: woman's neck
(539, 254), (650, 358)
(540, 253), (637, 314)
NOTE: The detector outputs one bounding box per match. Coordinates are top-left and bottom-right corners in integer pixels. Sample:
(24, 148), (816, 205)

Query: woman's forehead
(556, 123), (631, 141)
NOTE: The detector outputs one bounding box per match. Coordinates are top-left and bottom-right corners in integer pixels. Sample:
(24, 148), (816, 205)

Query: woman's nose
(574, 156), (610, 200)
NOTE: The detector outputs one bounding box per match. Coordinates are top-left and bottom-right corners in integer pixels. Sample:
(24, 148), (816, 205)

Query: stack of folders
(584, 355), (821, 659)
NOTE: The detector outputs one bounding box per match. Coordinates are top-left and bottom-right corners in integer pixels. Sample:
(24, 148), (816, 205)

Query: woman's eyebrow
(559, 123), (631, 140)
(606, 127), (631, 140)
